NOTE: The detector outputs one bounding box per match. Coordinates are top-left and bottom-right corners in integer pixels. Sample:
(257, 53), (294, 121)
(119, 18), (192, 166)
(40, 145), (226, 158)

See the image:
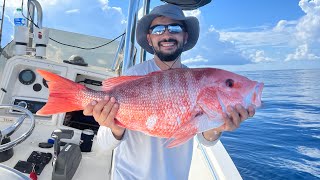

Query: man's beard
(153, 39), (184, 62)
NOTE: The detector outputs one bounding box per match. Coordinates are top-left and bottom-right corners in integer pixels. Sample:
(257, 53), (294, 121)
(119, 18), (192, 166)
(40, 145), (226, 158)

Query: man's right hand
(83, 95), (125, 140)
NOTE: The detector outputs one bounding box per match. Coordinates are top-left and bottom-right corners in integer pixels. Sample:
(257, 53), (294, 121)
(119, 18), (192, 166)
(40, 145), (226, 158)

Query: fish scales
(111, 70), (200, 137)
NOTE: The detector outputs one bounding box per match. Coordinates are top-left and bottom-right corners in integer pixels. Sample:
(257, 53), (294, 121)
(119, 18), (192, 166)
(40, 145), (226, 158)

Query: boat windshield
(45, 28), (121, 69)
(1, 28), (121, 70)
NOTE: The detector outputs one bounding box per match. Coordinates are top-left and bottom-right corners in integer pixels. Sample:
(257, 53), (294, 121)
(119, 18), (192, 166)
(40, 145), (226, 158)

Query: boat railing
(111, 30), (126, 73)
(196, 139), (219, 179)
(139, 0), (150, 64)
(0, 0), (6, 47)
(26, 0), (43, 52)
(121, 0), (140, 74)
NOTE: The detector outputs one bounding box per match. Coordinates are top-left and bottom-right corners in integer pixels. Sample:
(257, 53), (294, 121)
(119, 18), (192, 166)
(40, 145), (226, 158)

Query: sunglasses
(149, 24), (185, 35)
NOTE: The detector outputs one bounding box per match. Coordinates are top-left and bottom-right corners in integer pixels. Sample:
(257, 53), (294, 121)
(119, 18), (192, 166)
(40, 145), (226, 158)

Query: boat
(0, 0), (242, 179)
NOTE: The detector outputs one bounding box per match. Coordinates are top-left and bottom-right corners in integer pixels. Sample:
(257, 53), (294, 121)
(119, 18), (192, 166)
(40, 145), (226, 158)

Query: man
(83, 4), (255, 180)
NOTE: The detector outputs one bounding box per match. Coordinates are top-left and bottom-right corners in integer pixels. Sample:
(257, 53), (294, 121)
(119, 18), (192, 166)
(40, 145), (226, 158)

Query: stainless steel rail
(196, 138), (218, 179)
(0, 105), (35, 152)
(121, 0), (140, 74)
(139, 0), (150, 64)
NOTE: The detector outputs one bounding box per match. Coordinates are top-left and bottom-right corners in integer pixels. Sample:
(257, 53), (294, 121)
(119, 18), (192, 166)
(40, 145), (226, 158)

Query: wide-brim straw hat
(136, 4), (200, 54)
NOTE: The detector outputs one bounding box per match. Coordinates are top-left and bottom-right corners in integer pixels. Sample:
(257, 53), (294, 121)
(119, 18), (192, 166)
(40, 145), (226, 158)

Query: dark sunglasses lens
(168, 25), (183, 33)
(151, 25), (166, 35)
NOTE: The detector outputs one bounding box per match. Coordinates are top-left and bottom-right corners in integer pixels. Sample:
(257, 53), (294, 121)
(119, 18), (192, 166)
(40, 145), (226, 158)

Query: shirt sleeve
(96, 126), (122, 151)
(196, 132), (221, 147)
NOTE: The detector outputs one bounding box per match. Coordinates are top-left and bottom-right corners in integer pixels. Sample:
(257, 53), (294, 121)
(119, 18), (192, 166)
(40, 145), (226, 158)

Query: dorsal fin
(102, 75), (144, 91)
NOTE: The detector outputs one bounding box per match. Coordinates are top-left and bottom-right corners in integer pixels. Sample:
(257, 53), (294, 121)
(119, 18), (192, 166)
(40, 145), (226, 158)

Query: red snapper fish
(36, 68), (263, 148)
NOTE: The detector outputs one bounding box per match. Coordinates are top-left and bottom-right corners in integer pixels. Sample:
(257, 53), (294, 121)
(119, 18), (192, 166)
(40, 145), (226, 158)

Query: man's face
(147, 16), (188, 62)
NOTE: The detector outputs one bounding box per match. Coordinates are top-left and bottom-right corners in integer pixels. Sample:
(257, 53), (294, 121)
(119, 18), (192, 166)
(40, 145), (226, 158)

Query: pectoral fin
(164, 119), (198, 148)
(164, 111), (224, 148)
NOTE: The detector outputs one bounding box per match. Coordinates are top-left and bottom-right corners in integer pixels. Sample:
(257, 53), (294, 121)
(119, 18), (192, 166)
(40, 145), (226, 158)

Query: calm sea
(221, 68), (320, 180)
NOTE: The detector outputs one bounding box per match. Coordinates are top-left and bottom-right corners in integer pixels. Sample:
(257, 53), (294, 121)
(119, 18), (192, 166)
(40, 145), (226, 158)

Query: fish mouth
(253, 82), (264, 107)
(243, 82), (264, 108)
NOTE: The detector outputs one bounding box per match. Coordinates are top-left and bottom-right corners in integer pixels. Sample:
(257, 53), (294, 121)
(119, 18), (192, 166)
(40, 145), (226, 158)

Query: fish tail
(36, 69), (86, 115)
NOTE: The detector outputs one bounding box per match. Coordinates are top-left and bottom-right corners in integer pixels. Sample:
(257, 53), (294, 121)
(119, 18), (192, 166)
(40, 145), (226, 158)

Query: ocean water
(221, 68), (320, 180)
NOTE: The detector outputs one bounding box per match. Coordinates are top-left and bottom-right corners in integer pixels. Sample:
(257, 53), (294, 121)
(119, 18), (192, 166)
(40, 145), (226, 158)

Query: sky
(1, 0), (320, 71)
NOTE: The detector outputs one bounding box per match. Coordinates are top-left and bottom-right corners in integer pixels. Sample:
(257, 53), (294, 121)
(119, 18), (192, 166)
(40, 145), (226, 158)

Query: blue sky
(2, 0), (320, 70)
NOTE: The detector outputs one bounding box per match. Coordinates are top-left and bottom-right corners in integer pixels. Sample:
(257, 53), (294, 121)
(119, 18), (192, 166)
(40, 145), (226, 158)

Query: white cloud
(183, 9), (201, 19)
(180, 9), (251, 66)
(99, 0), (122, 13)
(99, 0), (126, 25)
(286, 0), (320, 61)
(248, 50), (274, 63)
(184, 26), (251, 66)
(299, 0), (320, 14)
(37, 0), (61, 6)
(182, 55), (208, 65)
(98, 0), (108, 6)
(219, 25), (298, 63)
(216, 0), (320, 63)
(220, 30), (293, 49)
(111, 7), (122, 14)
(285, 44), (320, 61)
(273, 20), (288, 32)
(273, 20), (297, 32)
(65, 9), (80, 14)
(5, 0), (61, 9)
(5, 1), (21, 8)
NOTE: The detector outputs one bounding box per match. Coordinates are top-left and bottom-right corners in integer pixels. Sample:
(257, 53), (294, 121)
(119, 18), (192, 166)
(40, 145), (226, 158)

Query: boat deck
(0, 121), (223, 180)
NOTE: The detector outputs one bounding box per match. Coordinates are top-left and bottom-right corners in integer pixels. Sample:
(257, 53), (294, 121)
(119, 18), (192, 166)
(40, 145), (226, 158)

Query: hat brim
(136, 14), (199, 54)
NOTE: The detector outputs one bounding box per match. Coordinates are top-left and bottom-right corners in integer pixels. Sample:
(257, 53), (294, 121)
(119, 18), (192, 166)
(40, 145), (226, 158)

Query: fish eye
(225, 79), (234, 88)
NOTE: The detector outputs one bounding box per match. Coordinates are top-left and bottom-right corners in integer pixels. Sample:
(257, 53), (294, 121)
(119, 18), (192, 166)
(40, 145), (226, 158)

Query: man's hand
(203, 104), (256, 141)
(83, 95), (125, 140)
